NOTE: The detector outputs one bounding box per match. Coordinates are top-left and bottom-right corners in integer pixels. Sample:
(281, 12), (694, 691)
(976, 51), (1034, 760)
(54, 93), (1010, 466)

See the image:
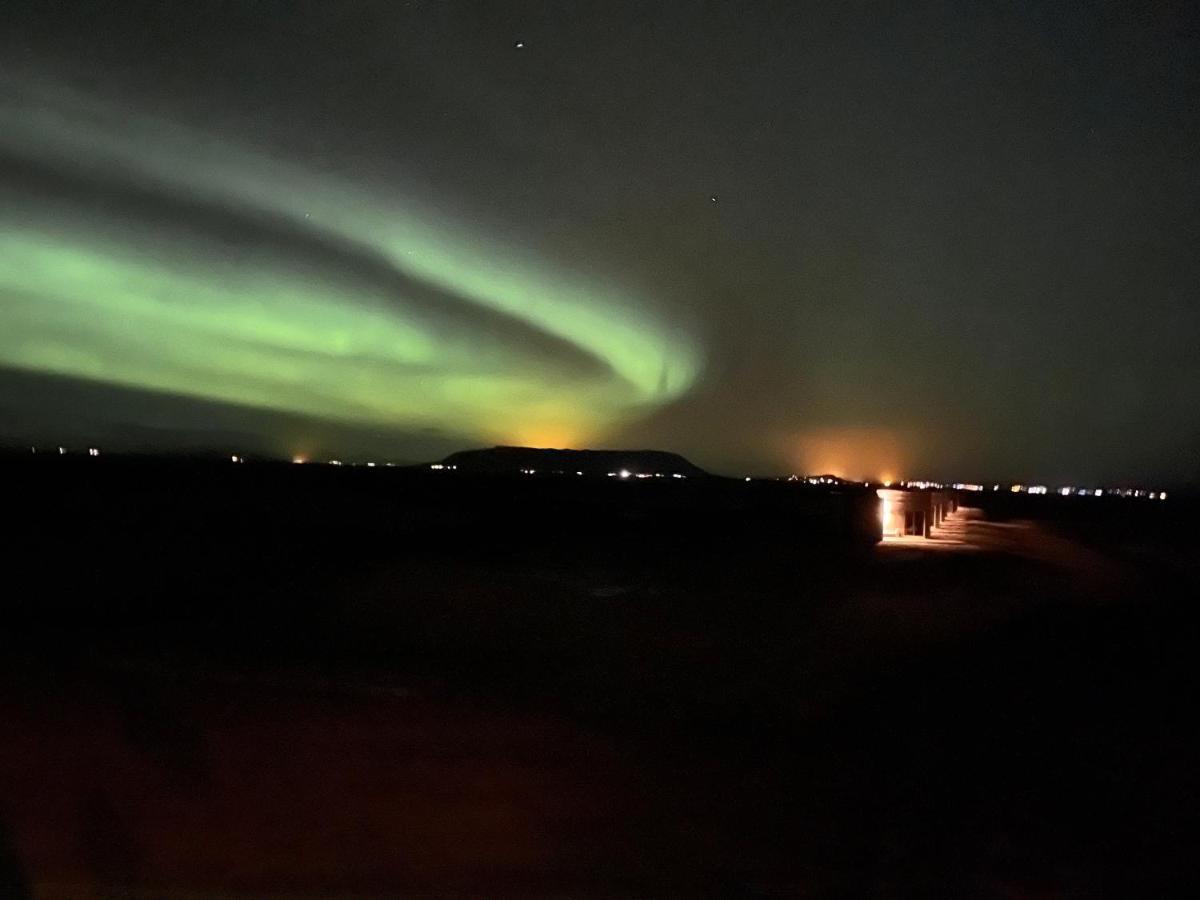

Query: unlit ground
(2, 507), (1197, 897)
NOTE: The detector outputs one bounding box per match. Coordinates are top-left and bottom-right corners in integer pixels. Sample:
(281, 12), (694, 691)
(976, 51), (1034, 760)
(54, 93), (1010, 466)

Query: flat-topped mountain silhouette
(440, 446), (710, 478)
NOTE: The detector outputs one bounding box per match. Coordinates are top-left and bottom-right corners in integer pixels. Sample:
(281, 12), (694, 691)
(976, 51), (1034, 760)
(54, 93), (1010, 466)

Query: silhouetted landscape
(2, 452), (1197, 895)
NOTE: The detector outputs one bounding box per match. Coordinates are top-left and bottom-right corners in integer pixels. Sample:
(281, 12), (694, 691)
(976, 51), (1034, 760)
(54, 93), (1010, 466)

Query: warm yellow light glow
(880, 496), (890, 528)
(292, 455), (306, 464)
(505, 422), (587, 452)
(781, 427), (907, 483)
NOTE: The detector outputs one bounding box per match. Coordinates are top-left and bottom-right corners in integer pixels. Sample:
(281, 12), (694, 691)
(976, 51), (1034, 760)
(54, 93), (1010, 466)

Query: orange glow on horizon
(781, 427), (907, 483)
(505, 422), (587, 451)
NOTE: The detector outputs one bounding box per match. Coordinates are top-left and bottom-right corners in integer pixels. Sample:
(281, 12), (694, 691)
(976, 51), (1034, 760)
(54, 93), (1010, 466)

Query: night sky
(2, 1), (1197, 484)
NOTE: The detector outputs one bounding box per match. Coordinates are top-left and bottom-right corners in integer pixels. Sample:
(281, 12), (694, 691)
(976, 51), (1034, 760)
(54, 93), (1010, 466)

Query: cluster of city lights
(290, 455), (396, 467)
(899, 479), (1168, 501)
(1007, 484), (1168, 500)
(605, 470), (688, 480)
(786, 475), (844, 485)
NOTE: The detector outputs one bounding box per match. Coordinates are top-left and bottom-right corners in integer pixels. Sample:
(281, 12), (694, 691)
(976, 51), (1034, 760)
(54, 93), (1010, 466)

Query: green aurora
(0, 78), (702, 451)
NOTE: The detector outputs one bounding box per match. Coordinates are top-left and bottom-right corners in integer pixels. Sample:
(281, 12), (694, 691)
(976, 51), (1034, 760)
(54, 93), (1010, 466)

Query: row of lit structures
(304, 459), (1168, 498)
(23, 447), (1175, 501)
(27, 446), (101, 457)
(292, 456), (401, 467)
(901, 479), (1167, 501)
(515, 468), (688, 479)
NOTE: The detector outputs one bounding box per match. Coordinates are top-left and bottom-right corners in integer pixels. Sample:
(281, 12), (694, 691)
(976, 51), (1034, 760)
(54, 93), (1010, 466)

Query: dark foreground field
(2, 458), (1198, 897)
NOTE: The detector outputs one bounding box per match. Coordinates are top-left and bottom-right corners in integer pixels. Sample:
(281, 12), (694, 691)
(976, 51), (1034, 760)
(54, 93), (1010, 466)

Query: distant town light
(366, 462), (376, 467)
(576, 471), (583, 476)
(619, 469), (630, 479)
(1060, 487), (1072, 496)
(430, 463), (444, 470)
(292, 456), (306, 464)
(58, 446), (65, 455)
(88, 448), (100, 457)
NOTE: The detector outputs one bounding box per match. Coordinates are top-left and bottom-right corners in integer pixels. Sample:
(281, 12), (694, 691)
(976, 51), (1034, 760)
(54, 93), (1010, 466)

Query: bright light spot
(292, 456), (306, 464)
(576, 471), (583, 476)
(882, 480), (892, 488)
(619, 469), (630, 479)
(1060, 487), (1072, 496)
(1160, 491), (1168, 500)
(880, 496), (890, 528)
(231, 455), (239, 463)
(514, 40), (524, 49)
(1094, 489), (1102, 496)
(88, 448), (99, 457)
(58, 446), (65, 455)
(430, 463), (444, 470)
(745, 476), (752, 482)
(366, 462), (376, 467)
(1011, 484), (1023, 493)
